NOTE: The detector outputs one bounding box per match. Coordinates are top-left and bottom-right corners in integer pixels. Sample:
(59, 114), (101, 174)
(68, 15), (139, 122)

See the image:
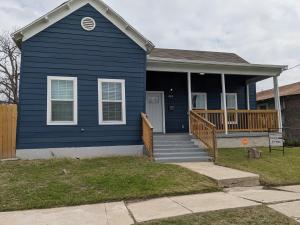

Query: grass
(139, 206), (298, 225)
(0, 156), (219, 212)
(216, 147), (300, 186)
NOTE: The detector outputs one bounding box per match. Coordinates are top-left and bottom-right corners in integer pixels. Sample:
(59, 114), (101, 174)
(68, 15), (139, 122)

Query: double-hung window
(98, 79), (126, 125)
(47, 76), (78, 125)
(221, 93), (238, 124)
(192, 92), (207, 109)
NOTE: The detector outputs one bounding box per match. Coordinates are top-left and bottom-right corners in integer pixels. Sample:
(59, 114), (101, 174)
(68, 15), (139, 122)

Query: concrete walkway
(1, 186), (300, 224)
(174, 162), (260, 188)
(127, 192), (259, 223)
(0, 202), (134, 225)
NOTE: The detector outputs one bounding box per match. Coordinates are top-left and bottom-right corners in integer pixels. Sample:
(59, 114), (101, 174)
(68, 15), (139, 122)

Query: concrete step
(155, 144), (197, 149)
(155, 148), (204, 154)
(154, 140), (193, 145)
(156, 156), (212, 163)
(175, 163), (260, 188)
(154, 152), (209, 158)
(154, 135), (192, 141)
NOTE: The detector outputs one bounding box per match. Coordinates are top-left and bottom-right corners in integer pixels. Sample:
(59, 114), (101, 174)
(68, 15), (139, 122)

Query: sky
(1, 0), (300, 91)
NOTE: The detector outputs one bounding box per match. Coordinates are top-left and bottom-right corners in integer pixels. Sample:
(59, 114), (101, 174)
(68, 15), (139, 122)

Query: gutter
(147, 57), (288, 71)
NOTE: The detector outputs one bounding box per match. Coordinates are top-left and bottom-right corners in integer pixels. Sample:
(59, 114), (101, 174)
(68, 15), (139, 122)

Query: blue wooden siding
(147, 72), (257, 133)
(17, 4), (147, 149)
(191, 74), (257, 109)
(147, 72), (189, 133)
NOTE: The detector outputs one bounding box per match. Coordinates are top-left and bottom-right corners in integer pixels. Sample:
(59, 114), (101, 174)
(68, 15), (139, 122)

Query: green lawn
(0, 157), (219, 212)
(140, 206), (298, 225)
(216, 147), (300, 186)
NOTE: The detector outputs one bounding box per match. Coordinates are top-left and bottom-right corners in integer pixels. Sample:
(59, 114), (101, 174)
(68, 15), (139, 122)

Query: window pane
(52, 101), (74, 121)
(192, 94), (206, 109)
(226, 95), (236, 109)
(102, 82), (122, 101)
(103, 102), (122, 121)
(51, 80), (73, 100)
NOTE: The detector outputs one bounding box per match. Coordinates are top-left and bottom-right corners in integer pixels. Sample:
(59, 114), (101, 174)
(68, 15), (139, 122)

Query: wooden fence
(193, 109), (278, 132)
(190, 111), (217, 160)
(0, 104), (17, 160)
(141, 113), (154, 160)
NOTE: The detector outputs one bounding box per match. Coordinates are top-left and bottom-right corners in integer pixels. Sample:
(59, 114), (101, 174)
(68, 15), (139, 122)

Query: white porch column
(273, 76), (282, 129)
(188, 72), (192, 134)
(221, 73), (228, 134)
(246, 84), (250, 110)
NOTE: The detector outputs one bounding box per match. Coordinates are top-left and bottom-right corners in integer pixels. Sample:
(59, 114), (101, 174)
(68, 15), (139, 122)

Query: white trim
(191, 92), (207, 110)
(221, 74), (228, 134)
(98, 78), (126, 125)
(12, 0), (155, 53)
(187, 72), (192, 134)
(146, 91), (166, 134)
(147, 57), (287, 76)
(81, 17), (96, 31)
(47, 76), (78, 126)
(273, 76), (283, 129)
(246, 84), (250, 110)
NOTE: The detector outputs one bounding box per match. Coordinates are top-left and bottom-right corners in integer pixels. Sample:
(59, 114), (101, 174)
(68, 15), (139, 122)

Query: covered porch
(142, 49), (287, 161)
(146, 70), (282, 135)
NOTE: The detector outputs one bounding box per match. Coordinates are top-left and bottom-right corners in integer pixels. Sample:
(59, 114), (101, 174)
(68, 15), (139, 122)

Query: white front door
(146, 92), (164, 133)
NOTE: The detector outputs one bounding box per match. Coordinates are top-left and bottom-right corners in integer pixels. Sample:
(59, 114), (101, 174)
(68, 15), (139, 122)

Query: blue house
(13, 0), (286, 161)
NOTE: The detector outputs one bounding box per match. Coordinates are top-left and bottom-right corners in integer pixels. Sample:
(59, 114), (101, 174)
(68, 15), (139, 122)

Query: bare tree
(0, 31), (20, 104)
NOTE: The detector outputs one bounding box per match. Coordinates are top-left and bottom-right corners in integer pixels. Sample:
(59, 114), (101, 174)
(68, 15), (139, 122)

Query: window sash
(221, 93), (237, 110)
(47, 76), (77, 125)
(98, 79), (126, 125)
(192, 93), (207, 109)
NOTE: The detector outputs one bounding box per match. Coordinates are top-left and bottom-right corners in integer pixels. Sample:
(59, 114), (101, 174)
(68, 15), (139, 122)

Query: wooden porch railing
(193, 109), (279, 132)
(141, 113), (154, 160)
(190, 111), (217, 160)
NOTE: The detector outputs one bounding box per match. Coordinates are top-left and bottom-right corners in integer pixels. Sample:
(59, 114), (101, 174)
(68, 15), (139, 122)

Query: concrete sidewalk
(127, 192), (259, 222)
(0, 202), (134, 225)
(174, 162), (260, 187)
(1, 186), (300, 224)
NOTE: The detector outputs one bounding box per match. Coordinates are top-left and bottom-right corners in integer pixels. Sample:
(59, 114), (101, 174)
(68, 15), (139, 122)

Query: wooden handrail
(193, 109), (278, 132)
(190, 111), (218, 160)
(141, 113), (154, 160)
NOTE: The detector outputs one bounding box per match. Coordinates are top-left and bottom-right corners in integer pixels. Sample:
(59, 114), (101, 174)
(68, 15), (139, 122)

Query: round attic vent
(81, 17), (96, 31)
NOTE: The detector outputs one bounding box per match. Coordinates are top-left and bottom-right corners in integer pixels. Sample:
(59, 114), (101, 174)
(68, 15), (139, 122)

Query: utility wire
(285, 63), (300, 71)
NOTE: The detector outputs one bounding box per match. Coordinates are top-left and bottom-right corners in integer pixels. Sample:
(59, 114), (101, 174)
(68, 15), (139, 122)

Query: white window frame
(221, 93), (238, 110)
(47, 76), (78, 126)
(98, 78), (126, 125)
(221, 93), (238, 125)
(191, 92), (207, 110)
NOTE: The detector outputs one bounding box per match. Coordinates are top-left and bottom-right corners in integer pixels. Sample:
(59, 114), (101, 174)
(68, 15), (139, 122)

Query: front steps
(154, 134), (212, 163)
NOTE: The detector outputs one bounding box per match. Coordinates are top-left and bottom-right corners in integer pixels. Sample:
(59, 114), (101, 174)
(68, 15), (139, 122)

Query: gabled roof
(149, 48), (249, 64)
(12, 0), (155, 53)
(257, 82), (300, 101)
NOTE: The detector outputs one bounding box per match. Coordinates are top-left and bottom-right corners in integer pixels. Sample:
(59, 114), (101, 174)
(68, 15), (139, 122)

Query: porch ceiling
(147, 57), (287, 77)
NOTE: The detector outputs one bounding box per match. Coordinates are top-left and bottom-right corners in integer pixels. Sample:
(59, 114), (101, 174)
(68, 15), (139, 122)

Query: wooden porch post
(188, 72), (192, 134)
(246, 84), (250, 110)
(273, 76), (282, 129)
(221, 73), (228, 134)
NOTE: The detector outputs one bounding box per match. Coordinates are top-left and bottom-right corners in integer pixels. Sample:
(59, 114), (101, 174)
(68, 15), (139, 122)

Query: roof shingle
(257, 82), (300, 101)
(149, 48), (249, 64)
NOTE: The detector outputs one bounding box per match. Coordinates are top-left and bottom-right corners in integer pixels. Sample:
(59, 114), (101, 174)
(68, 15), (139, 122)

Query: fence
(0, 104), (17, 159)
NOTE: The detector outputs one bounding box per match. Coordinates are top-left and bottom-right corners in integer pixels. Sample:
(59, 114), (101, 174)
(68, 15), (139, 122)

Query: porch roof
(147, 48), (287, 77)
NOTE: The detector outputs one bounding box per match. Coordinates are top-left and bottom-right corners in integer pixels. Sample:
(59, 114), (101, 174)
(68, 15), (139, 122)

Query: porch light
(199, 73), (205, 75)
